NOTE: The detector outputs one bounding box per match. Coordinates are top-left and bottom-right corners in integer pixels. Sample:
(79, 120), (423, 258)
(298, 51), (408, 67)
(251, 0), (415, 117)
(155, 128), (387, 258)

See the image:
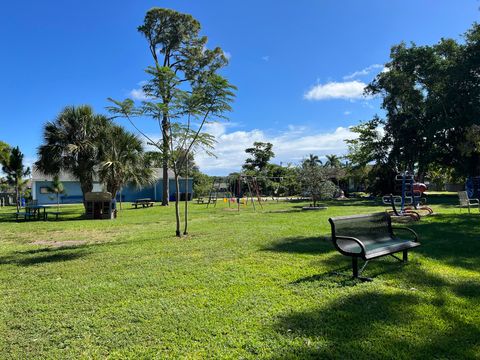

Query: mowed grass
(0, 195), (479, 359)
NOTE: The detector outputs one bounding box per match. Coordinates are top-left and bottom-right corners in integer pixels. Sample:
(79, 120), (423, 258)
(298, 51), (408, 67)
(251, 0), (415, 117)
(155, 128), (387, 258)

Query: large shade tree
(347, 22), (480, 193)
(36, 105), (110, 206)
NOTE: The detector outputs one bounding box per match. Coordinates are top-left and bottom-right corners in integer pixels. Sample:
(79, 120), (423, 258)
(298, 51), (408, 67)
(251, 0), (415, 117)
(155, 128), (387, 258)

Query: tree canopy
(347, 22), (480, 192)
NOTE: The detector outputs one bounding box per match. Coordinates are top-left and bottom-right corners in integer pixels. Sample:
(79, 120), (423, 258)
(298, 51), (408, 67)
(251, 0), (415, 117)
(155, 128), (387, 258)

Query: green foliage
(98, 125), (155, 200)
(191, 170), (211, 197)
(324, 154), (342, 168)
(0, 141), (10, 166)
(242, 142), (275, 172)
(303, 154), (322, 167)
(1, 146), (31, 211)
(47, 175), (66, 211)
(110, 8), (235, 236)
(297, 163), (337, 206)
(36, 105), (111, 202)
(352, 22), (480, 184)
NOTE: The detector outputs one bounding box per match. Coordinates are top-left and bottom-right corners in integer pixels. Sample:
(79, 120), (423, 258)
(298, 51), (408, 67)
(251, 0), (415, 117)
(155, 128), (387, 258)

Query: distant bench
(329, 212), (420, 280)
(132, 198), (154, 209)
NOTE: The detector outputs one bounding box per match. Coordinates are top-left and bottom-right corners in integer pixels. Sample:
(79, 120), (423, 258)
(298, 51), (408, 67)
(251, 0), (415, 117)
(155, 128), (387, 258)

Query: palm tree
(303, 154), (322, 167)
(35, 105), (110, 208)
(324, 154), (342, 168)
(98, 125), (155, 207)
(47, 175), (65, 212)
(1, 147), (31, 212)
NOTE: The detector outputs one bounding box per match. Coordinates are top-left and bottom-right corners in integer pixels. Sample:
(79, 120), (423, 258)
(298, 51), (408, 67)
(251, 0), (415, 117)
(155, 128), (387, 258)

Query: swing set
(206, 175), (283, 212)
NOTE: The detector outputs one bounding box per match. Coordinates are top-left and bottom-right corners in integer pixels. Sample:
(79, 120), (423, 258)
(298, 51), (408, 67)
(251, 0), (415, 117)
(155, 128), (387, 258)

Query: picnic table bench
(132, 198), (154, 208)
(328, 212), (420, 280)
(196, 197), (205, 204)
(15, 211), (36, 221)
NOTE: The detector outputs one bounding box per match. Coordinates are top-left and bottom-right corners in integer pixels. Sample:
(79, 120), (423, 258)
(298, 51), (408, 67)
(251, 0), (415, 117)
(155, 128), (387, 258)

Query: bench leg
(403, 250), (408, 262)
(352, 257), (358, 278)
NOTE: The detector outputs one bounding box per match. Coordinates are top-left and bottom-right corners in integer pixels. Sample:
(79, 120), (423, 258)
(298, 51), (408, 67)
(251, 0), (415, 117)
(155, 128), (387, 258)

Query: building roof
(32, 167), (177, 182)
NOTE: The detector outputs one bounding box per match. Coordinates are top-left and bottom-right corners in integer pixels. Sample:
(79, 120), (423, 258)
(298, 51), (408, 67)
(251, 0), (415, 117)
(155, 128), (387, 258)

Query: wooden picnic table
(132, 198), (155, 208)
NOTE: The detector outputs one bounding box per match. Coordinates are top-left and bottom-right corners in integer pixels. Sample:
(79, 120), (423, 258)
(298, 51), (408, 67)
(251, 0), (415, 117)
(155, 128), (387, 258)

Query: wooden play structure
(85, 192), (116, 219)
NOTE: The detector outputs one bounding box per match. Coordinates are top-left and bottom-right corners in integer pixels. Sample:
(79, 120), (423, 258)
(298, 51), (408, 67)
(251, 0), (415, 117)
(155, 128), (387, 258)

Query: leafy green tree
(0, 141), (10, 165)
(36, 105), (110, 207)
(359, 22), (480, 181)
(297, 163), (336, 207)
(47, 175), (65, 212)
(134, 7), (229, 206)
(1, 147), (31, 211)
(98, 125), (155, 205)
(242, 142), (274, 172)
(110, 8), (235, 236)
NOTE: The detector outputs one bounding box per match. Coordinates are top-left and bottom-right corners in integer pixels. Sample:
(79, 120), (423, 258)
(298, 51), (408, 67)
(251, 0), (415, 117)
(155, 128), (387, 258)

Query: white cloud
(344, 111), (352, 116)
(223, 51), (232, 60)
(304, 80), (368, 101)
(128, 81), (150, 101)
(261, 55), (270, 62)
(343, 64), (384, 80)
(194, 123), (357, 175)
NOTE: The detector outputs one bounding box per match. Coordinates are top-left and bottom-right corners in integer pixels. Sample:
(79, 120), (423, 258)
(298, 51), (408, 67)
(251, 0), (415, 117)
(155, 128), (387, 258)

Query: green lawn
(1, 195), (479, 359)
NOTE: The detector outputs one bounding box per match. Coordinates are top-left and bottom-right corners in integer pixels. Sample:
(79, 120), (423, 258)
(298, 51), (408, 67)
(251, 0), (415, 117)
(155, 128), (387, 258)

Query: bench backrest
(458, 191), (469, 206)
(329, 212), (392, 243)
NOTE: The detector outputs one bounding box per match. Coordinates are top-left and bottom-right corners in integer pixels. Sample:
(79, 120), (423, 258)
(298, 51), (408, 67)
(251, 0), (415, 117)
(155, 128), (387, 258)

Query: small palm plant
(47, 175), (66, 212)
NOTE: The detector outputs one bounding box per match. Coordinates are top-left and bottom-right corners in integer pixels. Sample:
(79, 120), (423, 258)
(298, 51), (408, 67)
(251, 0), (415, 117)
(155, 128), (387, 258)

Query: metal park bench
(458, 191), (479, 213)
(328, 212), (420, 280)
(132, 198), (154, 209)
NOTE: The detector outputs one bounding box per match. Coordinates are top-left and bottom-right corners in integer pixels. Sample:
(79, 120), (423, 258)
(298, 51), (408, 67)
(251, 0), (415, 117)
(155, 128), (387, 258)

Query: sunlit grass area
(1, 194), (479, 358)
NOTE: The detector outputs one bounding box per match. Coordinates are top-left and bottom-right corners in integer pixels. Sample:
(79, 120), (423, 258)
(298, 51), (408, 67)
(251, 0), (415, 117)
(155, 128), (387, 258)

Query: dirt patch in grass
(31, 240), (88, 248)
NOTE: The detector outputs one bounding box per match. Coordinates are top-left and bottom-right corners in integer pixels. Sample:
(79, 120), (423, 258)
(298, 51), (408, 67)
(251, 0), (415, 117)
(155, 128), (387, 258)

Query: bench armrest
(333, 235), (366, 256)
(468, 198), (479, 205)
(391, 227), (419, 242)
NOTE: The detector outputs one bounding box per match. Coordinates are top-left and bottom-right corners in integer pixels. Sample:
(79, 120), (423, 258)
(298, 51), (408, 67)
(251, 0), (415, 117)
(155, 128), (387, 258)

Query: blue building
(32, 168), (193, 205)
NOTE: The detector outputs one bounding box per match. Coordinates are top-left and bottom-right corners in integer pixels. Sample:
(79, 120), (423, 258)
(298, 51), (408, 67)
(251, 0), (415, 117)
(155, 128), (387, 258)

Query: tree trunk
(174, 174), (181, 237)
(15, 181), (19, 212)
(183, 167), (188, 235)
(80, 178), (93, 211)
(161, 114), (170, 206)
(57, 193), (60, 213)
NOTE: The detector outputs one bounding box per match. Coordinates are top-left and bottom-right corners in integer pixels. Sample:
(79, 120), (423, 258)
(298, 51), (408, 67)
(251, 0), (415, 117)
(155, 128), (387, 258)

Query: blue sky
(1, 0), (478, 175)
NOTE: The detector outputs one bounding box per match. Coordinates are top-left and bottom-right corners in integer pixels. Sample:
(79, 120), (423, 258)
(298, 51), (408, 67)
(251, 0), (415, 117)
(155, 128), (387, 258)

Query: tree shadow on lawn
(411, 213), (480, 272)
(271, 266), (480, 359)
(0, 212), (87, 223)
(0, 241), (116, 266)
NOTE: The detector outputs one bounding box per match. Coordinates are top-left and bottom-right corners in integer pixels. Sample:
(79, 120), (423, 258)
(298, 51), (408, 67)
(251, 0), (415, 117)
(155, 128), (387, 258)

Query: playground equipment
(206, 175), (284, 212)
(466, 177), (480, 199)
(85, 192), (116, 219)
(383, 172), (432, 219)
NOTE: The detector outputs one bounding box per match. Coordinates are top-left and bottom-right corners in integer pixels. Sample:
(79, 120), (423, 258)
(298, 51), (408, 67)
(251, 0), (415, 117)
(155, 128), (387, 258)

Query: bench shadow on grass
(271, 265), (480, 359)
(263, 236), (333, 255)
